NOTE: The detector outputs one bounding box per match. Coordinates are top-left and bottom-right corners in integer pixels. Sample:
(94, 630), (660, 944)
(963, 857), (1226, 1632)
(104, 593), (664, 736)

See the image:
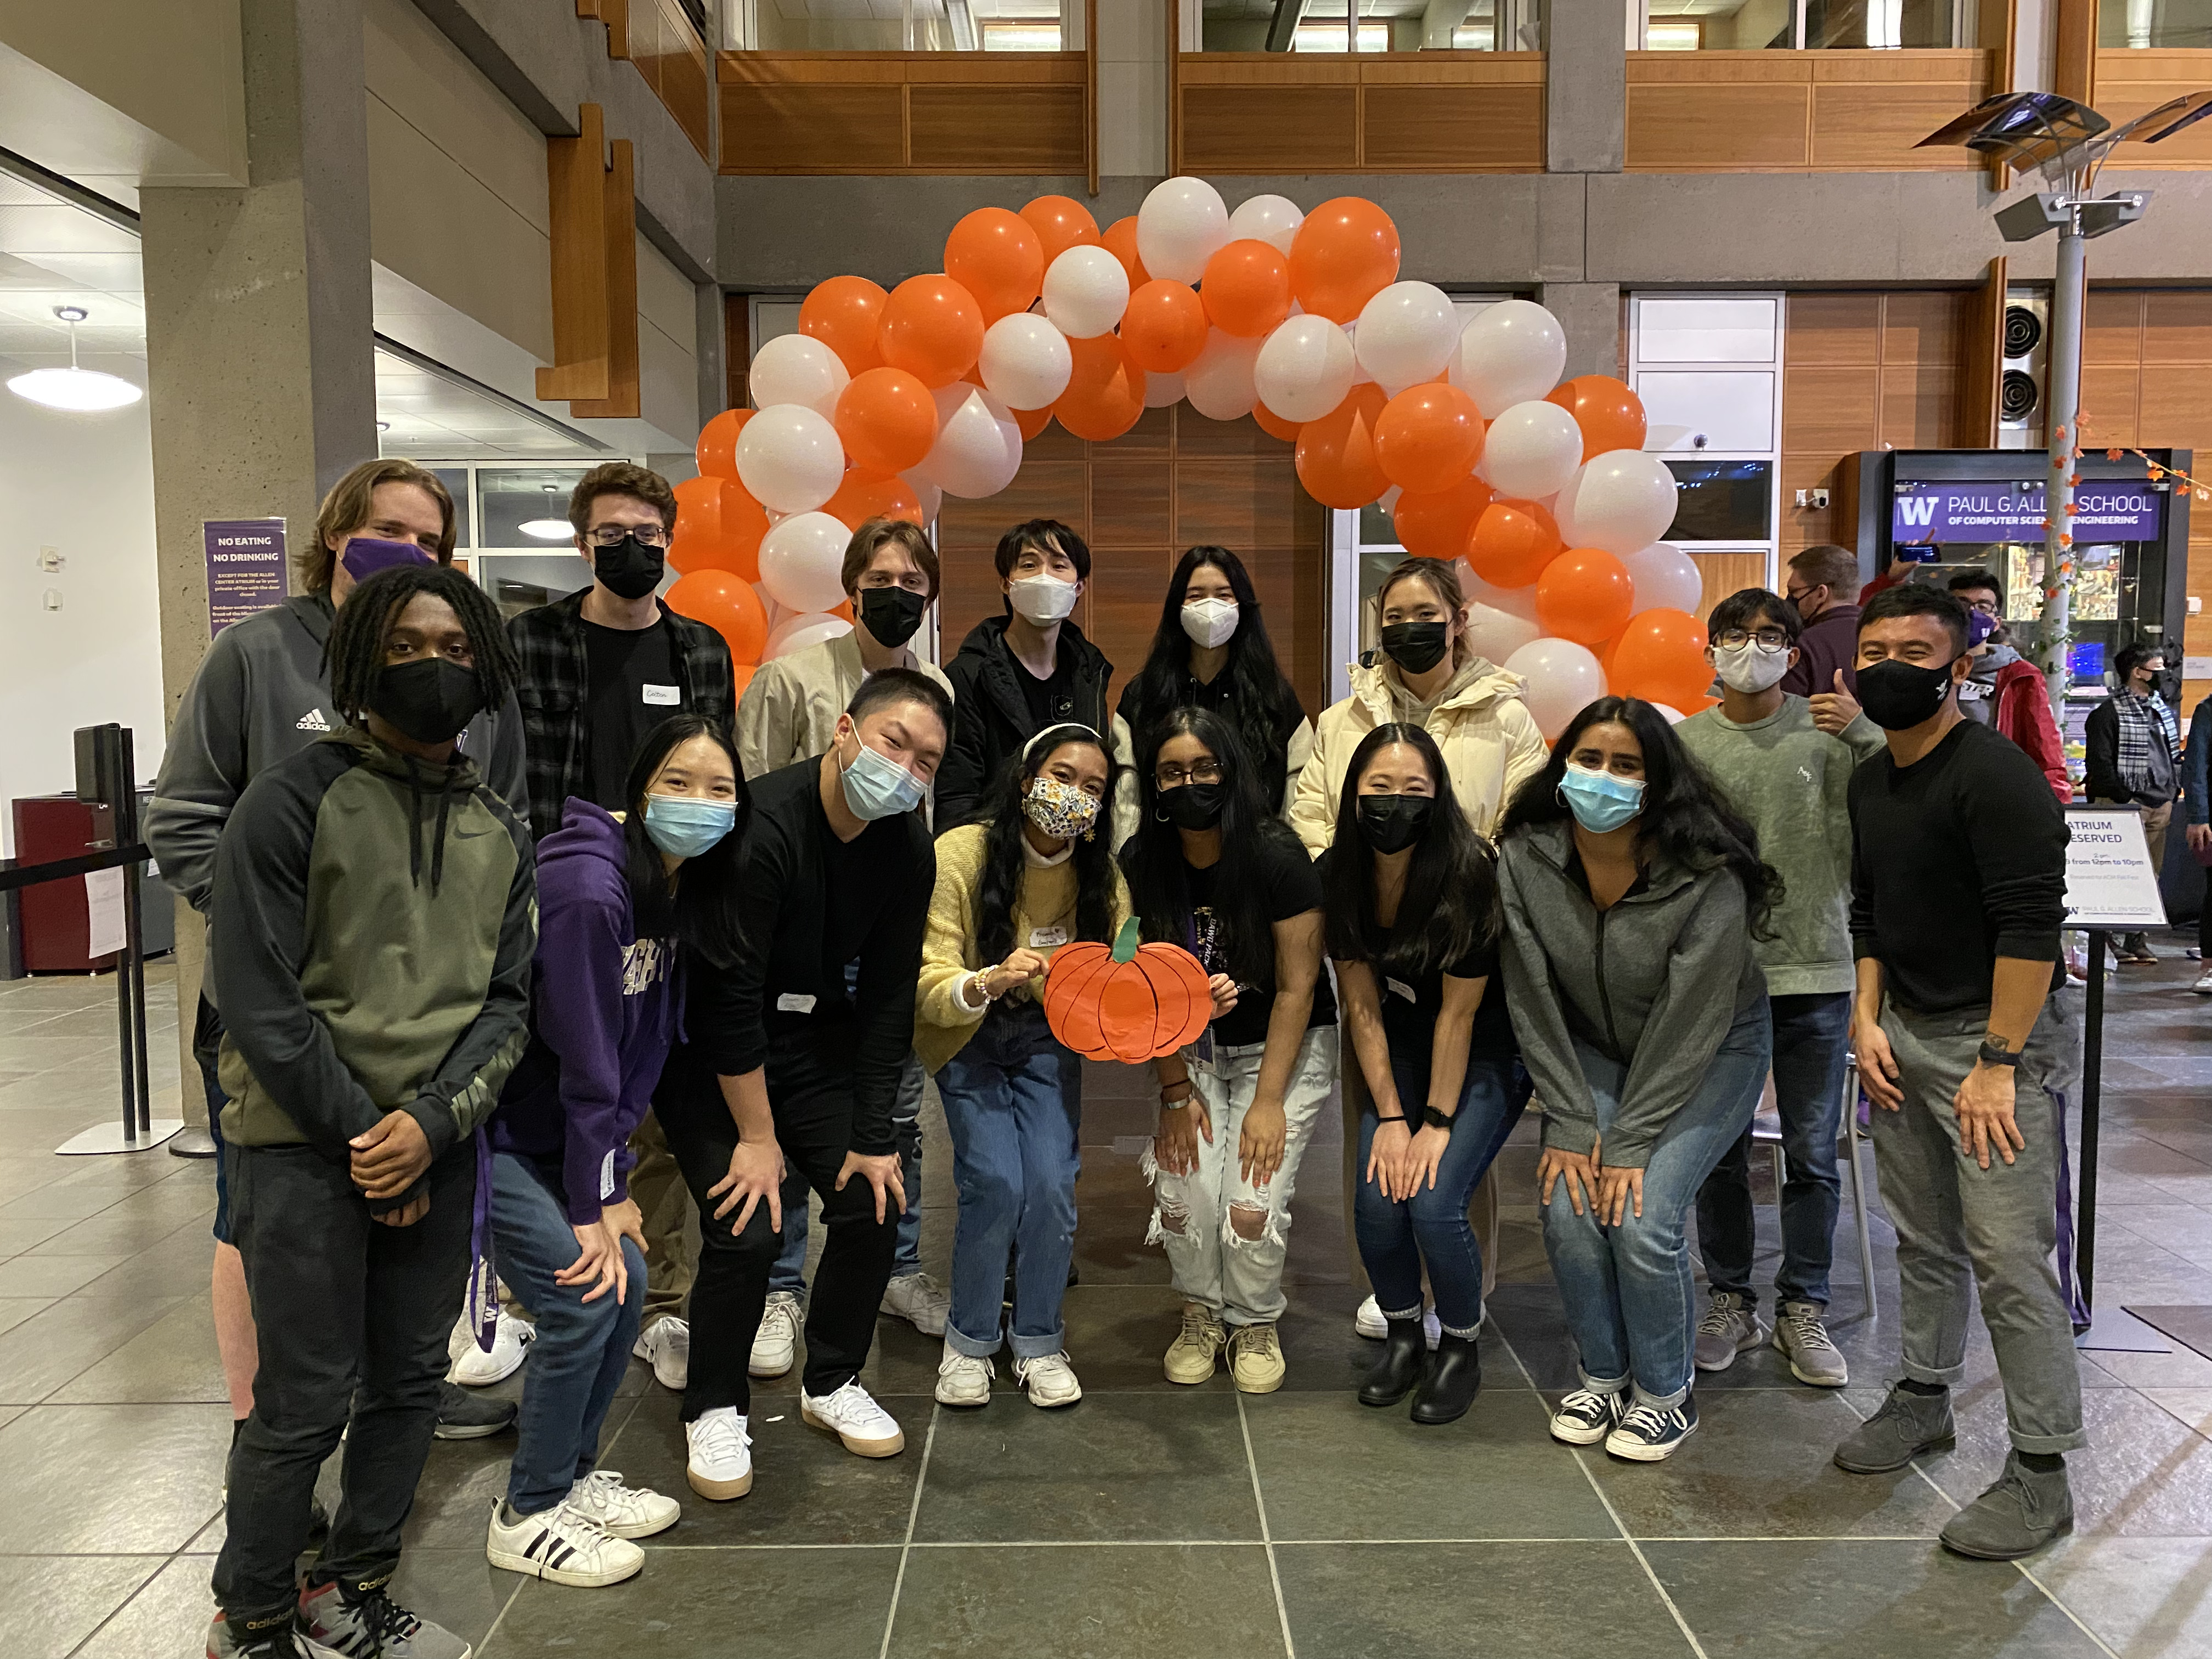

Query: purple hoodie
(493, 798), (682, 1225)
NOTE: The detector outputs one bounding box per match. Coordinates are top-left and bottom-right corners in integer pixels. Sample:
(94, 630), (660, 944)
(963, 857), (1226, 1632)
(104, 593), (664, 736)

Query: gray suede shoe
(1939, 1453), (2074, 1559)
(1832, 1383), (1956, 1474)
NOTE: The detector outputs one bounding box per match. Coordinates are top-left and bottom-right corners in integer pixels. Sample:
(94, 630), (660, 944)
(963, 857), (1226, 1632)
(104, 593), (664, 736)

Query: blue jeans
(490, 1152), (645, 1516)
(770, 1050), (925, 1294)
(1542, 1000), (1770, 1406)
(937, 1003), (1083, 1359)
(1353, 1054), (1523, 1337)
(1694, 991), (1850, 1308)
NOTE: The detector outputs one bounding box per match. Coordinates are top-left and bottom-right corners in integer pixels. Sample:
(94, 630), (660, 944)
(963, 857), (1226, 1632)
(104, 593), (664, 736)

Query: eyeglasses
(1155, 760), (1223, 788)
(1965, 597), (2000, 616)
(1715, 627), (1790, 651)
(587, 524), (672, 549)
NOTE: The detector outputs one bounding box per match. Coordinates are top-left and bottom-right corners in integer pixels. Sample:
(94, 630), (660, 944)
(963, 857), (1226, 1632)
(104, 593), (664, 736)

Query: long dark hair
(1495, 696), (1780, 935)
(622, 713), (749, 956)
(1120, 705), (1289, 984)
(1322, 724), (1497, 977)
(1120, 546), (1302, 805)
(971, 724), (1120, 963)
(326, 563), (518, 727)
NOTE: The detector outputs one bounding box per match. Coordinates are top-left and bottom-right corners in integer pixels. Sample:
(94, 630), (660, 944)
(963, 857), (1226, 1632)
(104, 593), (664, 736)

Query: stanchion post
(2079, 928), (2104, 1316)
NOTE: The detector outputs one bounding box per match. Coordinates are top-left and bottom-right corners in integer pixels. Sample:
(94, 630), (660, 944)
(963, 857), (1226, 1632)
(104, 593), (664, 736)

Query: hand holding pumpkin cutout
(1045, 918), (1213, 1063)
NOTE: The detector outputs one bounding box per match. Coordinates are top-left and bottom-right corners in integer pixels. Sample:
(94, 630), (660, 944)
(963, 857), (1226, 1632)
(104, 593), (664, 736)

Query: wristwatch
(1420, 1105), (1458, 1131)
(1976, 1036), (2023, 1069)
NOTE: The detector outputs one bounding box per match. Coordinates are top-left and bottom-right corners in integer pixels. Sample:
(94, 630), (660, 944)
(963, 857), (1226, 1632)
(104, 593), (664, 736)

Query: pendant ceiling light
(518, 484), (572, 541)
(7, 307), (143, 413)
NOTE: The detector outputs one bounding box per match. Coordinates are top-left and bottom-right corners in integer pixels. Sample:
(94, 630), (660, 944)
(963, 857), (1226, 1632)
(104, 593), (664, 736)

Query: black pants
(657, 1028), (898, 1420)
(212, 1141), (476, 1625)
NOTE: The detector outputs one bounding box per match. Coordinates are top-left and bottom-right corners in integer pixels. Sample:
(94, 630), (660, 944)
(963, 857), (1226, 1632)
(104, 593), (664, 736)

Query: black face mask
(594, 534), (665, 601)
(1357, 793), (1432, 855)
(1159, 782), (1224, 831)
(369, 658), (485, 745)
(1856, 656), (1958, 731)
(1379, 621), (1451, 677)
(859, 585), (928, 649)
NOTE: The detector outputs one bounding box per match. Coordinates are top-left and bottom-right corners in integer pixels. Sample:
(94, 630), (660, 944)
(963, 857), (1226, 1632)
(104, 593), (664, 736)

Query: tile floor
(5, 949), (2212, 1658)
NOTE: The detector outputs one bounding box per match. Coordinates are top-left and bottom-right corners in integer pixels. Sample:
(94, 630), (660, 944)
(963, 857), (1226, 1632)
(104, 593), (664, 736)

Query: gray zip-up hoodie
(149, 594), (527, 915)
(1497, 820), (1765, 1169)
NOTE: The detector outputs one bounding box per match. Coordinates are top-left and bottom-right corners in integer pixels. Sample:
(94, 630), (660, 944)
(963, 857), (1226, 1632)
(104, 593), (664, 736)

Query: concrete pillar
(1545, 0), (1626, 176)
(140, 0), (378, 1126)
(1541, 281), (1624, 380)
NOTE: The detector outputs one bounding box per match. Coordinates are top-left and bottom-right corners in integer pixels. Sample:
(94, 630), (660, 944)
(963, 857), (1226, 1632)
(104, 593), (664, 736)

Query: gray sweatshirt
(1497, 820), (1765, 1169)
(149, 594), (527, 913)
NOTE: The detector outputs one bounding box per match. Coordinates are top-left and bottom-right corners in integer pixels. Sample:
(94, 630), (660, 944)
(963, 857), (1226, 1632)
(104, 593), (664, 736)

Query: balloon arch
(663, 179), (1714, 738)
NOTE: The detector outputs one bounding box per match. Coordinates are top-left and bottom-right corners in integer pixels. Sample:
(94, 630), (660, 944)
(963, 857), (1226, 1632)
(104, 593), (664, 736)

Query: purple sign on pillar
(1891, 482), (2165, 543)
(202, 519), (288, 636)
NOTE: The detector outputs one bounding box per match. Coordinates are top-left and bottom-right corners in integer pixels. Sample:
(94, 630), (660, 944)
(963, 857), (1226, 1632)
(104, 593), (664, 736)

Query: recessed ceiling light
(7, 306), (142, 413)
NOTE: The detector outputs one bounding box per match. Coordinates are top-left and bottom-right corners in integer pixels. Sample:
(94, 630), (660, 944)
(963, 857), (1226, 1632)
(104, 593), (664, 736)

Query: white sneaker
(566, 1468), (680, 1538)
(1353, 1294), (1440, 1348)
(801, 1378), (906, 1457)
(633, 1317), (689, 1391)
(685, 1406), (753, 1500)
(935, 1343), (994, 1407)
(750, 1291), (802, 1379)
(2193, 969), (2212, 996)
(1013, 1351), (1083, 1408)
(881, 1271), (950, 1336)
(487, 1497), (643, 1588)
(449, 1310), (534, 1387)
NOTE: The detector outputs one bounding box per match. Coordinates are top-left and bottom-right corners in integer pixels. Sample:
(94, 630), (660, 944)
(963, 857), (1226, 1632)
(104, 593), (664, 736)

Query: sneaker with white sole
(204, 1613), (342, 1659)
(1354, 1294), (1441, 1348)
(486, 1497), (644, 1588)
(1013, 1351), (1083, 1408)
(1164, 1303), (1226, 1384)
(1228, 1322), (1285, 1393)
(1692, 1290), (1768, 1373)
(749, 1291), (802, 1379)
(1605, 1393), (1700, 1462)
(297, 1577), (471, 1659)
(1772, 1300), (1849, 1387)
(1549, 1385), (1627, 1445)
(685, 1406), (753, 1500)
(800, 1379), (905, 1457)
(2193, 969), (2212, 996)
(935, 1344), (994, 1407)
(565, 1468), (680, 1538)
(633, 1317), (689, 1391)
(880, 1271), (950, 1336)
(449, 1310), (534, 1387)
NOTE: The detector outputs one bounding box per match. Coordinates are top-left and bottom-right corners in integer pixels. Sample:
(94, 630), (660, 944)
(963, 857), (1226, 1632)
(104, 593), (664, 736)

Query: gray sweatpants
(1872, 995), (2086, 1455)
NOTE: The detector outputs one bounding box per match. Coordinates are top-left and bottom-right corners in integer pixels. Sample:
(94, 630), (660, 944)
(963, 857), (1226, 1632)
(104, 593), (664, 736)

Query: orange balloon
(731, 662), (756, 701)
(1373, 383), (1486, 495)
(1609, 607), (1712, 710)
(1102, 216), (1151, 290)
(1534, 547), (1635, 645)
(945, 207), (1045, 324)
(876, 274), (985, 389)
(1254, 400), (1300, 443)
(1020, 195), (1102, 267)
(1121, 280), (1209, 375)
(1288, 198), (1401, 325)
(1294, 383), (1390, 510)
(1055, 334), (1144, 442)
(1545, 375), (1649, 460)
(672, 475), (769, 583)
(1392, 476), (1493, 561)
(1200, 239), (1294, 339)
(1011, 403), (1056, 440)
(696, 408), (752, 480)
(798, 276), (888, 375)
(834, 367), (940, 475)
(666, 567), (769, 665)
(824, 469), (924, 532)
(1465, 498), (1562, 588)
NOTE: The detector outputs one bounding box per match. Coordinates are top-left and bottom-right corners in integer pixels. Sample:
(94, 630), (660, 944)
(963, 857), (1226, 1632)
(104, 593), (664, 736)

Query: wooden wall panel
(1689, 552), (1770, 613)
(1626, 50), (1991, 172)
(908, 85), (1086, 172)
(1176, 456), (1311, 549)
(1960, 257), (2006, 449)
(721, 84), (903, 171)
(1088, 458), (1174, 548)
(719, 53), (1088, 174)
(1362, 84), (1545, 171)
(1177, 53), (1545, 174)
(1625, 83), (1810, 170)
(1181, 86), (1359, 171)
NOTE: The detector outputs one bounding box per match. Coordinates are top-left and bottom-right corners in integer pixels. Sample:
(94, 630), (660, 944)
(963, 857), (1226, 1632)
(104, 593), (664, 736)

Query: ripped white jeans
(1144, 1024), (1337, 1327)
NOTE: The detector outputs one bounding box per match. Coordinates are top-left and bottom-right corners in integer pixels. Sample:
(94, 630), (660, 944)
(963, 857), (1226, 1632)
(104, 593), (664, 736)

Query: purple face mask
(1967, 608), (1997, 648)
(341, 537), (436, 583)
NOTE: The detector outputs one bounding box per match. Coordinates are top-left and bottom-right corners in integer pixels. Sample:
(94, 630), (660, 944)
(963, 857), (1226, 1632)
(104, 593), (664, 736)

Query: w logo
(1896, 496), (1939, 528)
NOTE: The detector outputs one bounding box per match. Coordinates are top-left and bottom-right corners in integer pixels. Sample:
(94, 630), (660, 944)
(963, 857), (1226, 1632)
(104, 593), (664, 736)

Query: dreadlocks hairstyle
(970, 723), (1119, 965)
(326, 563), (519, 729)
(620, 713), (750, 955)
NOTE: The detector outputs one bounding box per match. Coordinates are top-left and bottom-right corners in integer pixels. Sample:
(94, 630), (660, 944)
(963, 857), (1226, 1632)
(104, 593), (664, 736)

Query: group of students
(150, 460), (2095, 1659)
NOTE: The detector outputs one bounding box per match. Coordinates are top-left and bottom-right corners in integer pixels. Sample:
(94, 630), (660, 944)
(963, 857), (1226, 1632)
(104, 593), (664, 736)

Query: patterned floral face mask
(1023, 774), (1101, 841)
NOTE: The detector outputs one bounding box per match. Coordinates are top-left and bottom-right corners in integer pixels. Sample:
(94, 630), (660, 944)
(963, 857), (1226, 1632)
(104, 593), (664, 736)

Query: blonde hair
(306, 460), (456, 592)
(1376, 556), (1471, 668)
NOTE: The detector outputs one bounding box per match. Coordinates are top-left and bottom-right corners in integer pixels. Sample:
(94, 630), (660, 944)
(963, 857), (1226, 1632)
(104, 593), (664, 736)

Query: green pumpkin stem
(1110, 916), (1142, 964)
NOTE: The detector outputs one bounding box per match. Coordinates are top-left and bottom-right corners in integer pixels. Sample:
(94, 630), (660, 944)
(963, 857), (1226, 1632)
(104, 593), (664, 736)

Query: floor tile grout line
(876, 1398), (938, 1659)
(1233, 1387), (1297, 1659)
(471, 1574), (531, 1659)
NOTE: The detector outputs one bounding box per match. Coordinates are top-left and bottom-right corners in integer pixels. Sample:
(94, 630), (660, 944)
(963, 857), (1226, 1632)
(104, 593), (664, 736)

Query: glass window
(427, 467), (471, 550)
(2099, 0), (2212, 46)
(478, 468), (594, 550)
(738, 1), (1064, 51)
(1663, 460), (1771, 541)
(1642, 0), (1971, 49)
(1202, 0), (1542, 51)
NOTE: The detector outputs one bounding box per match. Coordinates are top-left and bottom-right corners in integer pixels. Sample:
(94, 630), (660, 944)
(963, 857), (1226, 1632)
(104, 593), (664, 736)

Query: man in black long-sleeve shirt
(1830, 583), (2083, 1562)
(654, 669), (946, 1493)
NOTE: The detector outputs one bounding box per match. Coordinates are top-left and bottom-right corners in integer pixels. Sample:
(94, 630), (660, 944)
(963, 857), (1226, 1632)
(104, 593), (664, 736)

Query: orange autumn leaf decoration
(1045, 917), (1212, 1063)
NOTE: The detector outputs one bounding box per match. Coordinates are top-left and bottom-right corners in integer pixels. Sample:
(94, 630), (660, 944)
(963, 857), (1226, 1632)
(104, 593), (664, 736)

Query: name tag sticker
(776, 992), (817, 1014)
(1386, 978), (1418, 1003)
(642, 684), (681, 706)
(1029, 925), (1069, 948)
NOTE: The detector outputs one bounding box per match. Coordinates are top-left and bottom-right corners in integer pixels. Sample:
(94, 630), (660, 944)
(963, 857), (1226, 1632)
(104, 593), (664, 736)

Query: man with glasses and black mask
(2085, 640), (2182, 963)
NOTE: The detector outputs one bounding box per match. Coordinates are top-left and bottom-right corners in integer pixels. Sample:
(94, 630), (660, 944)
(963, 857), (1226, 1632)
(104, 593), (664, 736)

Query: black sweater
(1848, 719), (2067, 1015)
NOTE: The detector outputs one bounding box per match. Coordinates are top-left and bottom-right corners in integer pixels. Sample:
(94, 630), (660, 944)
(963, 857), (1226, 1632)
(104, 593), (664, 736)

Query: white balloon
(917, 383), (1023, 498)
(1341, 320), (1375, 387)
(901, 469), (944, 526)
(1136, 176), (1230, 285)
(978, 313), (1073, 411)
(1183, 330), (1262, 421)
(1040, 245), (1130, 340)
(1463, 600), (1541, 666)
(1142, 368), (1185, 409)
(736, 404), (845, 514)
(1504, 637), (1606, 741)
(1227, 193), (1304, 256)
(756, 511), (851, 613)
(765, 611), (852, 662)
(1650, 702), (1686, 725)
(1450, 299), (1569, 419)
(1377, 485), (1402, 517)
(1455, 557), (1540, 623)
(748, 334), (849, 419)
(1253, 315), (1356, 424)
(1480, 400), (1584, 501)
(1555, 452), (1681, 557)
(1620, 541), (1703, 617)
(1355, 282), (1459, 397)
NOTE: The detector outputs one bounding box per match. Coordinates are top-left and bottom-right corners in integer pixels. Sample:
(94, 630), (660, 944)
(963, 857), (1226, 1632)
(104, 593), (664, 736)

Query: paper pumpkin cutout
(1043, 917), (1212, 1063)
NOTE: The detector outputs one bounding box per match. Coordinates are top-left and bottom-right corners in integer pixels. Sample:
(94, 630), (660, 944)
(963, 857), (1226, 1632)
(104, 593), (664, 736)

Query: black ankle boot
(1410, 1333), (1481, 1424)
(1358, 1318), (1428, 1407)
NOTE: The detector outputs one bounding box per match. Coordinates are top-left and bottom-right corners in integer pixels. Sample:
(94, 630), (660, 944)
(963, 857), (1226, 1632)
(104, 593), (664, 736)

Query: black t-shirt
(1118, 670), (1305, 808)
(1184, 829), (1336, 1049)
(1019, 650), (1079, 732)
(582, 616), (682, 809)
(1318, 847), (1513, 1068)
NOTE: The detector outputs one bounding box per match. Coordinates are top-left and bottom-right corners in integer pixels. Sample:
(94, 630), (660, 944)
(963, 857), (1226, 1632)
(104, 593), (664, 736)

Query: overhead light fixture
(518, 485), (572, 541)
(375, 420), (391, 432)
(7, 306), (143, 413)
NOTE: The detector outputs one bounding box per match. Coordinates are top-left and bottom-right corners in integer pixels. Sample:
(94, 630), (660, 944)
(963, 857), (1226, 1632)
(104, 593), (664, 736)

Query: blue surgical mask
(839, 738), (926, 820)
(644, 794), (737, 859)
(1558, 764), (1645, 834)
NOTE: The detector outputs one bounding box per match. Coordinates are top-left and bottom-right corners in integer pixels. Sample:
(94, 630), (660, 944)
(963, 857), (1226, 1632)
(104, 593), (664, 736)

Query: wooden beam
(1086, 0), (1099, 195)
(1960, 255), (2008, 448)
(2054, 0), (2096, 104)
(1168, 0), (1182, 175)
(571, 138), (641, 420)
(536, 104), (611, 405)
